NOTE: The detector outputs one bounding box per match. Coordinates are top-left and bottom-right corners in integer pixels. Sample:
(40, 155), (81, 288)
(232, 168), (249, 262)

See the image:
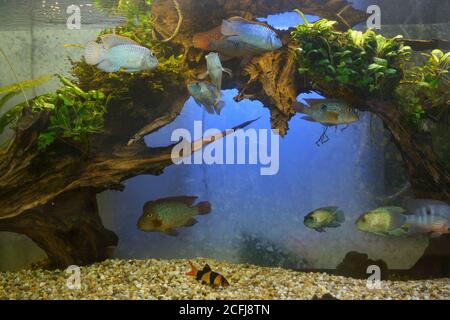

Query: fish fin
(335, 210), (345, 223)
(97, 59), (120, 73)
(301, 116), (316, 122)
(196, 201), (212, 215)
(203, 264), (212, 272)
(101, 34), (139, 49)
(214, 101), (225, 115)
(154, 196), (198, 206)
(221, 19), (238, 36)
(327, 222), (342, 228)
(123, 68), (142, 73)
(222, 67), (233, 77)
(185, 218), (198, 227)
(293, 101), (306, 113)
(186, 261), (198, 276)
(84, 41), (106, 65)
(164, 228), (179, 237)
(380, 206), (407, 215)
(198, 71), (209, 80)
(203, 104), (216, 114)
(318, 206), (339, 212)
(388, 228), (407, 237)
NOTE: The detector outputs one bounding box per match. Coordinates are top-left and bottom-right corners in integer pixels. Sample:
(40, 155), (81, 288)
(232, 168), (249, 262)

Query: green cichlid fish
(355, 207), (408, 236)
(221, 16), (283, 51)
(304, 206), (345, 232)
(295, 99), (359, 126)
(85, 34), (158, 73)
(137, 196), (211, 236)
(187, 81), (225, 114)
(199, 52), (232, 91)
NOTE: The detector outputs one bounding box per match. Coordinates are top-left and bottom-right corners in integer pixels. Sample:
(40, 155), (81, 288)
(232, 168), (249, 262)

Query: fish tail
(186, 260), (198, 276)
(84, 41), (106, 65)
(196, 201), (212, 215)
(336, 210), (345, 223)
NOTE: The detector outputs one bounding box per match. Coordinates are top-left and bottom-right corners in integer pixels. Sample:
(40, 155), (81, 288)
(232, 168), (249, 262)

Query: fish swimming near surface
(187, 81), (225, 114)
(137, 196), (211, 236)
(304, 206), (345, 232)
(84, 34), (158, 73)
(294, 99), (359, 126)
(198, 52), (232, 91)
(221, 16), (283, 51)
(186, 261), (230, 288)
(355, 207), (409, 237)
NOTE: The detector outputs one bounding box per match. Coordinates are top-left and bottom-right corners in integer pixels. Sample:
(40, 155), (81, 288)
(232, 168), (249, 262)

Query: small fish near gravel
(0, 259), (449, 300)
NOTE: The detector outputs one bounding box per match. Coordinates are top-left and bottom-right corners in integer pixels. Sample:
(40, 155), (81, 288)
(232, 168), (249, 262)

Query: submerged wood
(2, 0), (448, 268)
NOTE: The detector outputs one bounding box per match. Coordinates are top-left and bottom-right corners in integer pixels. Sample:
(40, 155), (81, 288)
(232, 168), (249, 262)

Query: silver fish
(199, 52), (232, 91)
(403, 199), (450, 237)
(187, 81), (225, 115)
(84, 34), (158, 73)
(221, 16), (282, 51)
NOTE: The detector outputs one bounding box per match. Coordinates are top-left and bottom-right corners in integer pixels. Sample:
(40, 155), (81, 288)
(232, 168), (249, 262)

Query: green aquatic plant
(291, 11), (411, 98)
(0, 75), (53, 110)
(0, 75), (108, 152)
(396, 49), (450, 123)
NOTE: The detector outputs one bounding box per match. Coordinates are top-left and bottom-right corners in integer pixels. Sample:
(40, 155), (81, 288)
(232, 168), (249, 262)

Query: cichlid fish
(403, 199), (450, 237)
(304, 206), (345, 232)
(186, 261), (230, 288)
(193, 26), (269, 58)
(187, 81), (225, 114)
(198, 52), (232, 91)
(137, 196), (211, 236)
(295, 99), (359, 126)
(355, 207), (408, 236)
(221, 16), (282, 51)
(84, 34), (158, 73)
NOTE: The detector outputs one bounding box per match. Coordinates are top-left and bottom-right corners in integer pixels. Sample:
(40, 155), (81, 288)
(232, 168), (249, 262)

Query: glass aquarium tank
(0, 0), (449, 301)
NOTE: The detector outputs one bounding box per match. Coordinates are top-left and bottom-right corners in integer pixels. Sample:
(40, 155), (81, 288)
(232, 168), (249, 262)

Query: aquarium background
(0, 0), (449, 272)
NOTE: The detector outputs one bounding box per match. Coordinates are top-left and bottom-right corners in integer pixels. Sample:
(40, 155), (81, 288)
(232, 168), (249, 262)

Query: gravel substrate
(0, 258), (449, 300)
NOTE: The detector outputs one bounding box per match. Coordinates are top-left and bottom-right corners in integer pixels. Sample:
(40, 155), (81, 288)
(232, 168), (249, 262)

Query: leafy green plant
(0, 75), (53, 110)
(291, 11), (411, 98)
(0, 75), (108, 152)
(396, 49), (450, 123)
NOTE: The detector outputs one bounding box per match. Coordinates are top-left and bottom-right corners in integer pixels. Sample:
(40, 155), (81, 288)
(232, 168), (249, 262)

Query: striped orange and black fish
(186, 261), (230, 288)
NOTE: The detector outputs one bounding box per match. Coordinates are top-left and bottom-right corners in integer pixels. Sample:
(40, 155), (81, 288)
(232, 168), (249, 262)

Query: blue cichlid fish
(294, 99), (359, 126)
(304, 206), (345, 232)
(199, 52), (232, 91)
(187, 81), (225, 115)
(84, 34), (158, 73)
(137, 196), (211, 236)
(221, 16), (283, 51)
